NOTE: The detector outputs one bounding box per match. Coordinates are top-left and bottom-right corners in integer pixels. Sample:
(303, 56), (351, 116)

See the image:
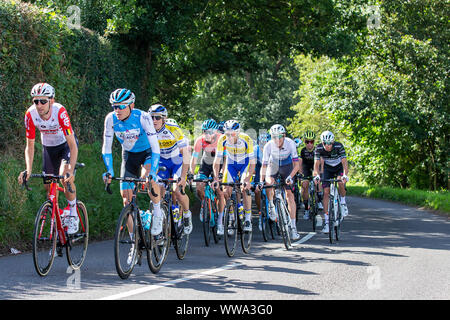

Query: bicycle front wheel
(202, 199), (211, 246)
(66, 200), (89, 270)
(174, 209), (189, 260)
(114, 205), (137, 279)
(224, 199), (238, 257)
(328, 198), (336, 244)
(32, 201), (57, 277)
(240, 211), (252, 254)
(275, 198), (291, 250)
(148, 204), (170, 273)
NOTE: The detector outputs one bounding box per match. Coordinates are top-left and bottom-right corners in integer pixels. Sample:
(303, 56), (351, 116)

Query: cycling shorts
(42, 142), (71, 184)
(322, 163), (343, 188)
(120, 148), (153, 191)
(223, 158), (252, 184)
(157, 157), (183, 183)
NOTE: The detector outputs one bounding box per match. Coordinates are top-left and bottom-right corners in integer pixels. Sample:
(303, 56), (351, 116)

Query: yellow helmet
(303, 130), (316, 140)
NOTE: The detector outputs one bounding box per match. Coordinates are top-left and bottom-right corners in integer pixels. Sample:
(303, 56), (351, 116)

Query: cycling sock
(245, 210), (251, 222)
(153, 201), (162, 217)
(218, 212), (224, 225)
(269, 200), (274, 207)
(291, 218), (296, 228)
(183, 210), (191, 218)
(68, 199), (77, 216)
(340, 196), (346, 204)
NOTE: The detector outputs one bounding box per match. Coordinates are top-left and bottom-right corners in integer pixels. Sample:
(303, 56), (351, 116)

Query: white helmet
(320, 130), (335, 144)
(31, 83), (55, 98)
(223, 120), (240, 132)
(165, 118), (178, 126)
(149, 104), (168, 118)
(269, 124), (286, 136)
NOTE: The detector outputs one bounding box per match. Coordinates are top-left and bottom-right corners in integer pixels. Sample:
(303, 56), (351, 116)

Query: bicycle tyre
(275, 198), (291, 250)
(260, 193), (270, 242)
(114, 205), (137, 279)
(32, 200), (57, 277)
(240, 209), (252, 254)
(202, 199), (211, 246)
(224, 199), (238, 257)
(174, 208), (189, 260)
(66, 200), (89, 270)
(148, 204), (170, 273)
(328, 196), (335, 244)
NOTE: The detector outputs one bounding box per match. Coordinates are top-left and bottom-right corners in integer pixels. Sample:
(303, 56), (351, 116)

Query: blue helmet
(149, 104), (168, 117)
(202, 119), (218, 131)
(110, 88), (135, 105)
(217, 121), (225, 133)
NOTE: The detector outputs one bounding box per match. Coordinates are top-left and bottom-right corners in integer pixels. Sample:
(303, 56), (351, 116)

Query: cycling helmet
(149, 104), (168, 117)
(31, 83), (55, 98)
(165, 118), (178, 126)
(269, 124), (286, 136)
(217, 121), (225, 134)
(202, 119), (218, 131)
(223, 120), (240, 132)
(320, 130), (335, 144)
(109, 88), (135, 105)
(303, 130), (316, 140)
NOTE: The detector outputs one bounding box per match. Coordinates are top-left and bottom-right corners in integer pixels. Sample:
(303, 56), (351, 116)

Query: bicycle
(324, 178), (344, 244)
(22, 163), (89, 277)
(221, 181), (252, 257)
(261, 176), (292, 250)
(253, 185), (276, 242)
(158, 177), (190, 260)
(105, 175), (169, 278)
(293, 173), (303, 221)
(193, 177), (219, 247)
(300, 175), (320, 232)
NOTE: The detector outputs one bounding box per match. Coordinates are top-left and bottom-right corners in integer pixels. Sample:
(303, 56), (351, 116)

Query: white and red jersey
(24, 102), (74, 147)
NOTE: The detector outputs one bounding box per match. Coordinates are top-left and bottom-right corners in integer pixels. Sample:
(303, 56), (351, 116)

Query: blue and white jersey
(102, 109), (159, 153)
(102, 109), (160, 177)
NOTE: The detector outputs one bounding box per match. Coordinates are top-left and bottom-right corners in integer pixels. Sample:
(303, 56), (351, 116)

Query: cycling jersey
(262, 138), (299, 167)
(300, 147), (315, 167)
(102, 109), (160, 181)
(216, 132), (254, 165)
(192, 132), (222, 166)
(314, 142), (346, 167)
(25, 103), (74, 146)
(155, 123), (188, 160)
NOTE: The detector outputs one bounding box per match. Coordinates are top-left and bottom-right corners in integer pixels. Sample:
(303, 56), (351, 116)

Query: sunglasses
(203, 129), (216, 135)
(33, 99), (49, 105)
(306, 140), (315, 144)
(112, 104), (128, 110)
(323, 142), (333, 146)
(271, 134), (284, 140)
(152, 115), (163, 120)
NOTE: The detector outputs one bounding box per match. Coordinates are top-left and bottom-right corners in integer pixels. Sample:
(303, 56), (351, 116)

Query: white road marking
(98, 262), (242, 300)
(292, 232), (316, 246)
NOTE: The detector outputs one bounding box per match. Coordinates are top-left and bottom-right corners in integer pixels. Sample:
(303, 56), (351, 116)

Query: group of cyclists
(18, 83), (350, 251)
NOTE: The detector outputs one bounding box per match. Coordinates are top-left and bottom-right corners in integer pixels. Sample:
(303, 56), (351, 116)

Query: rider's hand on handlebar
(285, 175), (294, 185)
(102, 172), (112, 184)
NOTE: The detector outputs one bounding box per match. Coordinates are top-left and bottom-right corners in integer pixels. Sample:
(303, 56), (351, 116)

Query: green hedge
(347, 184), (450, 214)
(0, 0), (145, 152)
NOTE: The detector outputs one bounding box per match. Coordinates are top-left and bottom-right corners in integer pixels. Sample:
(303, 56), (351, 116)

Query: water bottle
(172, 205), (180, 223)
(238, 203), (244, 220)
(140, 210), (152, 230)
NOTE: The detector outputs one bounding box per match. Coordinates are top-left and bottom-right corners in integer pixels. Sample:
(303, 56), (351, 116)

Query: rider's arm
(65, 134), (78, 175)
(288, 139), (300, 178)
(57, 106), (78, 175)
(101, 112), (115, 176)
(24, 138), (35, 175)
(190, 136), (202, 174)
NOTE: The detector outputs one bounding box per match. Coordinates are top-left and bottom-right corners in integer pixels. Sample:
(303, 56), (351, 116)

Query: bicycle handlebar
(104, 175), (159, 197)
(22, 172), (76, 193)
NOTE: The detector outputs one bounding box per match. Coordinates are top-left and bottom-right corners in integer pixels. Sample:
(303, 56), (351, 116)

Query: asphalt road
(0, 196), (449, 300)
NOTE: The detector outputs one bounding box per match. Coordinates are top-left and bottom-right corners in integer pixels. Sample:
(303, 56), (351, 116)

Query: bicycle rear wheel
(32, 201), (57, 277)
(328, 197), (336, 244)
(211, 199), (219, 244)
(275, 198), (291, 250)
(224, 199), (238, 257)
(114, 205), (137, 279)
(148, 204), (170, 273)
(66, 200), (89, 270)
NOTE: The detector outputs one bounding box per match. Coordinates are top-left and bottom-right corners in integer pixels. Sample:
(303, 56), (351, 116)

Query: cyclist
(18, 83), (80, 234)
(190, 119), (225, 222)
(299, 130), (323, 220)
(253, 132), (270, 231)
(260, 124), (300, 241)
(150, 104), (193, 235)
(313, 130), (349, 233)
(213, 120), (255, 235)
(101, 88), (162, 237)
